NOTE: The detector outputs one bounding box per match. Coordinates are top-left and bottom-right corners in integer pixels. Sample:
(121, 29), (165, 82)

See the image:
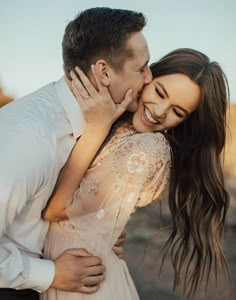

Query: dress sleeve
(66, 132), (171, 219)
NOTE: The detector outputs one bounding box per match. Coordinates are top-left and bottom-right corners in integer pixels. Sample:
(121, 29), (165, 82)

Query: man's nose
(144, 66), (152, 84)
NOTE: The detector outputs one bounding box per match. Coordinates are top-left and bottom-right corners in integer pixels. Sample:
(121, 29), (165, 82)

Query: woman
(41, 48), (230, 299)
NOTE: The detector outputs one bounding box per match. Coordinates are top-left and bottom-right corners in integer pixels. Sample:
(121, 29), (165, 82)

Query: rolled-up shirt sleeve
(0, 130), (55, 291)
(0, 245), (54, 292)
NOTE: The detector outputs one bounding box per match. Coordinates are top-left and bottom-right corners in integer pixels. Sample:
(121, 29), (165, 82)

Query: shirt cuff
(27, 257), (55, 293)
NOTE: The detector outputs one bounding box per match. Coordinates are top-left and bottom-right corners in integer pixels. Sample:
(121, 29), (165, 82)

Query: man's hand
(112, 229), (126, 259)
(51, 248), (105, 294)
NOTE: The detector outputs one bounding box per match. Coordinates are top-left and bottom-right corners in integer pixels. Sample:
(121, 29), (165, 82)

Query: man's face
(107, 32), (152, 112)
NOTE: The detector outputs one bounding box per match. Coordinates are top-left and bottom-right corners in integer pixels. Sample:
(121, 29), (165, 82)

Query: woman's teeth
(144, 107), (158, 124)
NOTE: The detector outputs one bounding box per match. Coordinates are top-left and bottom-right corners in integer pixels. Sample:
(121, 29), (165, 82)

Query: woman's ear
(94, 59), (111, 86)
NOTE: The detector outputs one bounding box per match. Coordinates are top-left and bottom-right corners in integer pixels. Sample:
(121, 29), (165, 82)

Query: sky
(1, 0), (236, 102)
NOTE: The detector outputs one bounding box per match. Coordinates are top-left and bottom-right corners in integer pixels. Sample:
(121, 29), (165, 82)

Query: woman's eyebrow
(157, 81), (169, 97)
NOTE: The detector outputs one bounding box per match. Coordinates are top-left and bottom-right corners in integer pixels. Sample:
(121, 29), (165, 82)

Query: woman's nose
(154, 103), (168, 118)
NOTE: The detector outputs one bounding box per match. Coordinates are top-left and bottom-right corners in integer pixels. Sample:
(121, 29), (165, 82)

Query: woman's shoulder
(119, 130), (171, 158)
(107, 130), (171, 182)
(128, 130), (169, 146)
(93, 116), (171, 167)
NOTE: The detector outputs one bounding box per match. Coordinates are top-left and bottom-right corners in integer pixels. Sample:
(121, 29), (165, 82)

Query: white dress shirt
(0, 77), (84, 292)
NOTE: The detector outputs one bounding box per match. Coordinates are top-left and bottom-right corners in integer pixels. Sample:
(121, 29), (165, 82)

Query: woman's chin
(132, 119), (152, 133)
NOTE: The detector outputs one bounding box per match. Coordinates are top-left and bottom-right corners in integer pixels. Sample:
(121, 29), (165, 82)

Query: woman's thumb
(118, 89), (133, 112)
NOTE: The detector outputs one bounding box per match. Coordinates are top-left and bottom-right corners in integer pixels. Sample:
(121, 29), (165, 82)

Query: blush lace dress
(41, 119), (171, 300)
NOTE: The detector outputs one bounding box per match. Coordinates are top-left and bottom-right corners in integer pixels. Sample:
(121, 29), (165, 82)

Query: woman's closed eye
(155, 88), (165, 99)
(173, 108), (185, 118)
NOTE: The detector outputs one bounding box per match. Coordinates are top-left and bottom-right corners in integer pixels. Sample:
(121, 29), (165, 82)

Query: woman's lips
(141, 106), (159, 127)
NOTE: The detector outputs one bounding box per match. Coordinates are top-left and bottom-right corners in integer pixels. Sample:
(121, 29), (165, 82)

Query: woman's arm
(43, 124), (109, 221)
(43, 66), (133, 222)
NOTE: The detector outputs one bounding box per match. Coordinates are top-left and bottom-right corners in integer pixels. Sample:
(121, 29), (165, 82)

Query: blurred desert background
(0, 88), (13, 108)
(1, 88), (235, 299)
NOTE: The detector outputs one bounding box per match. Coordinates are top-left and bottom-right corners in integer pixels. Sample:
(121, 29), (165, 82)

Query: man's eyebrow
(139, 59), (150, 70)
(157, 81), (169, 98)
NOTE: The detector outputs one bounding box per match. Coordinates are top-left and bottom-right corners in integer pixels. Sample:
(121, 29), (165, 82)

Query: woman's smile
(132, 73), (201, 133)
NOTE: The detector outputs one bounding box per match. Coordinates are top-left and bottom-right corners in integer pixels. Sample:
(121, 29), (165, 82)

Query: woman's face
(132, 73), (201, 133)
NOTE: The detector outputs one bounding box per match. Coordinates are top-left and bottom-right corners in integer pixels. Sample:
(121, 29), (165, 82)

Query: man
(0, 7), (152, 300)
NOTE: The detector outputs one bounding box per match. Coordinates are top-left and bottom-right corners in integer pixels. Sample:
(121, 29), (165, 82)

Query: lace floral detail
(127, 152), (147, 174)
(96, 208), (105, 220)
(65, 120), (171, 224)
(87, 179), (99, 195)
(155, 158), (164, 171)
(111, 129), (170, 191)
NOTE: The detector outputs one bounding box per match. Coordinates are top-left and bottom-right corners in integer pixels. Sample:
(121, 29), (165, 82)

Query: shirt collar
(54, 76), (84, 139)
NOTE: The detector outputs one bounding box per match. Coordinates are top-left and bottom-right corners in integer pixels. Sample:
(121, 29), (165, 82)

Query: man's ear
(94, 59), (111, 86)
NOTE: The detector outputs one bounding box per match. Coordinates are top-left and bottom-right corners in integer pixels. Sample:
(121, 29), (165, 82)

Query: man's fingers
(78, 285), (100, 294)
(52, 249), (105, 293)
(65, 248), (92, 257)
(83, 264), (105, 277)
(83, 274), (105, 286)
(113, 228), (126, 259)
(112, 245), (123, 257)
(119, 228), (127, 239)
(114, 237), (126, 247)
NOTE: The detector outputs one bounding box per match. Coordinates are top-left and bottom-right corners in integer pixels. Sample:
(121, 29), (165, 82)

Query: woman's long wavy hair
(150, 48), (230, 297)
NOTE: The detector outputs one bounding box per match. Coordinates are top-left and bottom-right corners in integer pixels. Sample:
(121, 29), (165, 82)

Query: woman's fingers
(75, 66), (98, 97)
(71, 80), (86, 111)
(116, 89), (133, 115)
(70, 70), (90, 100)
(70, 65), (134, 126)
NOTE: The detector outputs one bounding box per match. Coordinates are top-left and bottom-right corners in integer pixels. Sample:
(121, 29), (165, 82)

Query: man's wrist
(26, 257), (55, 292)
